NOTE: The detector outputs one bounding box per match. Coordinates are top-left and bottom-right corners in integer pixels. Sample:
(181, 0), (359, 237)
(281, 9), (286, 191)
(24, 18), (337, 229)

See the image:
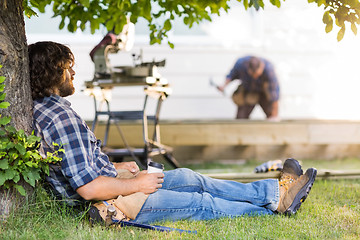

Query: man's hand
(267, 101), (280, 121)
(217, 85), (225, 93)
(113, 161), (140, 175)
(217, 78), (232, 93)
(135, 171), (164, 194)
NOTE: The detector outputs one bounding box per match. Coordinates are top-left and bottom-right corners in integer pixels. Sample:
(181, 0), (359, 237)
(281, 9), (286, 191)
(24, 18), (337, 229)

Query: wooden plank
(308, 123), (360, 144)
(204, 170), (360, 183)
(160, 122), (309, 145)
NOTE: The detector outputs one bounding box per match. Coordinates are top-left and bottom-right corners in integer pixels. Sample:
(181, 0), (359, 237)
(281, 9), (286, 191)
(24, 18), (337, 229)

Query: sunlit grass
(1, 159), (360, 239)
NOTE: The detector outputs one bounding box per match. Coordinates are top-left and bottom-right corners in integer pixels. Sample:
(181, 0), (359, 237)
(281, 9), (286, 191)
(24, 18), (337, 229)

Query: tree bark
(0, 181), (33, 221)
(0, 0), (34, 220)
(0, 0), (32, 133)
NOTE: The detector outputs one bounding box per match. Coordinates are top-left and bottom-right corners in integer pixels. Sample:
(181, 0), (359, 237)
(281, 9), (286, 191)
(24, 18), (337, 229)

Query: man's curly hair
(28, 41), (74, 100)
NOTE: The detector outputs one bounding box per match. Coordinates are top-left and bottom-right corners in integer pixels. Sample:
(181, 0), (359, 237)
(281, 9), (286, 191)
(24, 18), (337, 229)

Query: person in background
(218, 56), (280, 120)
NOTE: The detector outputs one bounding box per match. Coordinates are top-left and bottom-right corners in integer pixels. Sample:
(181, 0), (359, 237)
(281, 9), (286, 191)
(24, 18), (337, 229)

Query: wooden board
(204, 170), (360, 183)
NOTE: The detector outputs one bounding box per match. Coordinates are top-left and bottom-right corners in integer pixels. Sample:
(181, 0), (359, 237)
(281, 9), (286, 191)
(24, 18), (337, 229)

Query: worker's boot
(280, 158), (303, 180)
(277, 168), (317, 215)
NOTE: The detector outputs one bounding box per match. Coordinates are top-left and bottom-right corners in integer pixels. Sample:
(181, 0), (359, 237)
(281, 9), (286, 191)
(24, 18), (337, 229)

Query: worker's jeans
(133, 168), (279, 224)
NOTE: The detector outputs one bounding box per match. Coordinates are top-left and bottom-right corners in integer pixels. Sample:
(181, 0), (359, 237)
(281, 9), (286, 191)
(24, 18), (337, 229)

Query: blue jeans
(133, 168), (279, 224)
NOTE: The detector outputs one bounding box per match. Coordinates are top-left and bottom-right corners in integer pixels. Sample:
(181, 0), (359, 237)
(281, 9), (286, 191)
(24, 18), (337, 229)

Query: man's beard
(59, 82), (75, 97)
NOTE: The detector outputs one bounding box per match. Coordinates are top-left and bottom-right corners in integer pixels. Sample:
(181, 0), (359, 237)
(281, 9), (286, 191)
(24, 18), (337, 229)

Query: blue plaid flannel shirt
(33, 95), (117, 203)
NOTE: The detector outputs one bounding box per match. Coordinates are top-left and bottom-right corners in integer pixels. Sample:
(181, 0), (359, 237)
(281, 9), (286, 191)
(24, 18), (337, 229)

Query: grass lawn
(1, 158), (360, 239)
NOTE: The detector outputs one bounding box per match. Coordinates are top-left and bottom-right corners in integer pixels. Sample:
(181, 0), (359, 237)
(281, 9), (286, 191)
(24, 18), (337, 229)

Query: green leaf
(337, 27), (345, 41)
(25, 161), (37, 168)
(0, 76), (5, 84)
(335, 18), (341, 27)
(32, 153), (42, 161)
(11, 152), (18, 160)
(15, 143), (26, 156)
(0, 116), (11, 126)
(6, 142), (15, 150)
(0, 92), (6, 101)
(27, 134), (41, 144)
(4, 168), (16, 180)
(90, 19), (100, 34)
(183, 16), (189, 25)
(243, 0), (249, 9)
(12, 172), (20, 183)
(168, 41), (175, 49)
(22, 170), (36, 187)
(317, 0), (326, 6)
(251, 0), (264, 10)
(270, 0), (281, 8)
(42, 165), (50, 176)
(0, 129), (6, 136)
(14, 184), (26, 196)
(322, 11), (332, 24)
(0, 159), (9, 169)
(80, 22), (86, 31)
(67, 21), (75, 32)
(0, 102), (10, 109)
(0, 172), (6, 186)
(78, 0), (90, 8)
(32, 169), (40, 180)
(142, 0), (152, 20)
(325, 22), (333, 33)
(59, 19), (65, 30)
(16, 129), (25, 139)
(351, 23), (357, 35)
(164, 19), (172, 31)
(5, 125), (16, 133)
(24, 6), (38, 18)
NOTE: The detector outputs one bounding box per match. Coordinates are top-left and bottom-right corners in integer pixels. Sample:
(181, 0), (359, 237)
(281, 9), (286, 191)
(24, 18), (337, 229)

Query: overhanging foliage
(23, 0), (286, 48)
(22, 0), (360, 46)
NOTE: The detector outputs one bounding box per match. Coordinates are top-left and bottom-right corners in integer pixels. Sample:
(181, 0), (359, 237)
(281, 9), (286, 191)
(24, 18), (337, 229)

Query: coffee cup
(147, 161), (164, 173)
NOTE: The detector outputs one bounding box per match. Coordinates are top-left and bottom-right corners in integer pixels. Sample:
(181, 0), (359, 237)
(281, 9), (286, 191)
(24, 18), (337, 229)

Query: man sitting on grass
(29, 41), (317, 224)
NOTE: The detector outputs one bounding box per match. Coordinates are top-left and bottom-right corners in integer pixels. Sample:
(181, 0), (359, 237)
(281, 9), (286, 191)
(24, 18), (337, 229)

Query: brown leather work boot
(280, 158), (303, 180)
(277, 168), (317, 215)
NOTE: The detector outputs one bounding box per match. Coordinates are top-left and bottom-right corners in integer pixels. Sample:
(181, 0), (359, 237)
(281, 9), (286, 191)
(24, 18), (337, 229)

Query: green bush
(0, 65), (62, 196)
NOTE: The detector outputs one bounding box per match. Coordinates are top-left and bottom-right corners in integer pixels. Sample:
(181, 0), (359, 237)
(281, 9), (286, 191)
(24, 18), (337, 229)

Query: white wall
(26, 1), (360, 121)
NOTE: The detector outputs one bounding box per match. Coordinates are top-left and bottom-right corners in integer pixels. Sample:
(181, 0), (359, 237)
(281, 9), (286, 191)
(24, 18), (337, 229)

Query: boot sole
(283, 158), (303, 176)
(284, 168), (317, 216)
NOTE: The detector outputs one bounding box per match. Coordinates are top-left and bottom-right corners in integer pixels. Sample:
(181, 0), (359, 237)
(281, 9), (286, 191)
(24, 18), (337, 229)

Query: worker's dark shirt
(227, 56), (280, 101)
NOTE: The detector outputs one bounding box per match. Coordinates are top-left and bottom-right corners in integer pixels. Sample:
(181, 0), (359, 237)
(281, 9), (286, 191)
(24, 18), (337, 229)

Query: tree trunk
(0, 0), (34, 220)
(0, 0), (32, 132)
(0, 181), (33, 221)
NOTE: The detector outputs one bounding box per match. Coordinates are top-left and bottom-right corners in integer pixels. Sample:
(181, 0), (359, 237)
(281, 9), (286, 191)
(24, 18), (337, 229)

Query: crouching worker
(28, 41), (317, 225)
